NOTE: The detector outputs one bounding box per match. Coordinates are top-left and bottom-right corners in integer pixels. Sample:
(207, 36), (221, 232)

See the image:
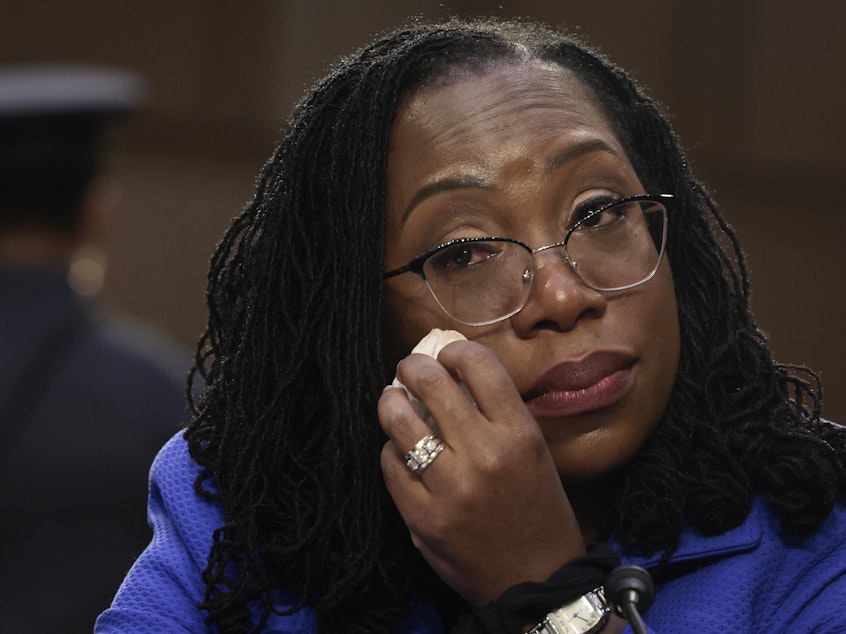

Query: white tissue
(406, 328), (468, 358)
(390, 328), (468, 432)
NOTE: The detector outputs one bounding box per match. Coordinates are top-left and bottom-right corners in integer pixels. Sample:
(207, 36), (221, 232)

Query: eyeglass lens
(421, 198), (667, 326)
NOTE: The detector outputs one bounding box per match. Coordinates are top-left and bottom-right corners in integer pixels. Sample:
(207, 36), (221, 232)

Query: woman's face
(383, 61), (680, 482)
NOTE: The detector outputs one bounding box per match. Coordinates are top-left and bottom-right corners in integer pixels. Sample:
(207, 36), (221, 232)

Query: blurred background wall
(2, 0), (844, 422)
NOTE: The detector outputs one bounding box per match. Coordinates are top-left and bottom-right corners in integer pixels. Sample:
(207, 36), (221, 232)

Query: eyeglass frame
(383, 193), (673, 326)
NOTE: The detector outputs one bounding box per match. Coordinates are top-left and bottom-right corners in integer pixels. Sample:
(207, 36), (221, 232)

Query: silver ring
(404, 434), (445, 474)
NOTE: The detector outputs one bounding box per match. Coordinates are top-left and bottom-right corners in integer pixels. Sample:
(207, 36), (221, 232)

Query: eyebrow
(545, 138), (618, 172)
(400, 138), (620, 225)
(401, 174), (494, 224)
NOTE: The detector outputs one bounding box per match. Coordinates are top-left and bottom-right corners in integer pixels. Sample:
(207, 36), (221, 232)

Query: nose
(509, 246), (607, 336)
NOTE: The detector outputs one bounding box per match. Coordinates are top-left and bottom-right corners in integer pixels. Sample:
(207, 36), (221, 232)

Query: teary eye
(572, 195), (620, 225)
(429, 240), (502, 273)
(572, 196), (630, 232)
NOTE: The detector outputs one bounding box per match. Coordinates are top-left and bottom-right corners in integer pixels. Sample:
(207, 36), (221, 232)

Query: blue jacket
(96, 432), (846, 633)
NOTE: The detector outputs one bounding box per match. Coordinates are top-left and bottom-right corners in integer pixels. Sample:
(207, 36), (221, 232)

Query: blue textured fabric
(97, 432), (846, 633)
(612, 492), (846, 633)
(95, 432), (443, 634)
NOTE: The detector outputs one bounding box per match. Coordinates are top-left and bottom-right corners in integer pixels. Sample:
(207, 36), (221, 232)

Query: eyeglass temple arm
(383, 263), (417, 279)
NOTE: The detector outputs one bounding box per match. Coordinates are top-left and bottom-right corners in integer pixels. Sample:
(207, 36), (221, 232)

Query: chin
(547, 429), (641, 484)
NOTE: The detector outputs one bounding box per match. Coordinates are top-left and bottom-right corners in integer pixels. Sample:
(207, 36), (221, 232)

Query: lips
(522, 351), (636, 418)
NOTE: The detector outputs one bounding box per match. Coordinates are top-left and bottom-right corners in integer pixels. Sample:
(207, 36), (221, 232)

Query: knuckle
(377, 386), (402, 412)
(391, 410), (420, 446)
(472, 427), (547, 474)
(376, 392), (400, 429)
(519, 423), (548, 451)
(415, 364), (450, 396)
(475, 447), (509, 475)
(509, 425), (550, 465)
(377, 390), (419, 441)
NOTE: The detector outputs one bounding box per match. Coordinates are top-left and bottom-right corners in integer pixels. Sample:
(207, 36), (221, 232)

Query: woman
(96, 18), (846, 634)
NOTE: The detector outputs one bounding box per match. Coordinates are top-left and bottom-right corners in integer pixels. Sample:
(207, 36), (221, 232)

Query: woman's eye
(573, 197), (625, 230)
(581, 207), (623, 229)
(429, 241), (499, 272)
(572, 196), (619, 224)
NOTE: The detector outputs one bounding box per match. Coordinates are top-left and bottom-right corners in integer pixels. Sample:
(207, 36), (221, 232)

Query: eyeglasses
(383, 193), (672, 326)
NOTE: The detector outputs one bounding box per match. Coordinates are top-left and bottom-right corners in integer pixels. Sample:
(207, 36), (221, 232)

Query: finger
(378, 385), (451, 480)
(378, 383), (435, 448)
(435, 340), (528, 425)
(380, 438), (426, 497)
(393, 351), (484, 441)
(381, 434), (453, 508)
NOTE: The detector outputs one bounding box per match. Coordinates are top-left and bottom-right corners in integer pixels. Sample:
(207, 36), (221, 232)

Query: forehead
(392, 60), (620, 159)
(386, 61), (628, 223)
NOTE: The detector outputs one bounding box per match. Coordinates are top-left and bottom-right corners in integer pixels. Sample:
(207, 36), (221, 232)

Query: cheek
(640, 264), (681, 408)
(653, 266), (680, 357)
(382, 282), (454, 368)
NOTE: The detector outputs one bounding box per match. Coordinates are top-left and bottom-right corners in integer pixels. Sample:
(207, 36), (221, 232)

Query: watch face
(568, 606), (601, 627)
(547, 590), (610, 634)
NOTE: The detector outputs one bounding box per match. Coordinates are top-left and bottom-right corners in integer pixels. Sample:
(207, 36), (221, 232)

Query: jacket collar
(610, 498), (764, 569)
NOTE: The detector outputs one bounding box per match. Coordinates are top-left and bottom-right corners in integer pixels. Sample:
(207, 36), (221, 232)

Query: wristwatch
(526, 587), (611, 634)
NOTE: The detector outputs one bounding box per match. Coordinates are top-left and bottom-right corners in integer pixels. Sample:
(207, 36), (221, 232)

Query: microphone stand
(606, 565), (655, 634)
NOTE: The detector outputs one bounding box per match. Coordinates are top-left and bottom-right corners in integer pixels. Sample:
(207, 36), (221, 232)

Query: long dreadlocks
(184, 17), (846, 633)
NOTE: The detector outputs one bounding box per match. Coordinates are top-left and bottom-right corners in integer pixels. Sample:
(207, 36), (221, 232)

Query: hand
(379, 339), (586, 605)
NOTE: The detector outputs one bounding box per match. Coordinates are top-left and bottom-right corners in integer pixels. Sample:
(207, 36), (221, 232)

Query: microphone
(605, 565), (655, 634)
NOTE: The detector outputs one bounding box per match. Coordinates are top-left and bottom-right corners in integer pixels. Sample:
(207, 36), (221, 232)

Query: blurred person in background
(0, 66), (192, 633)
